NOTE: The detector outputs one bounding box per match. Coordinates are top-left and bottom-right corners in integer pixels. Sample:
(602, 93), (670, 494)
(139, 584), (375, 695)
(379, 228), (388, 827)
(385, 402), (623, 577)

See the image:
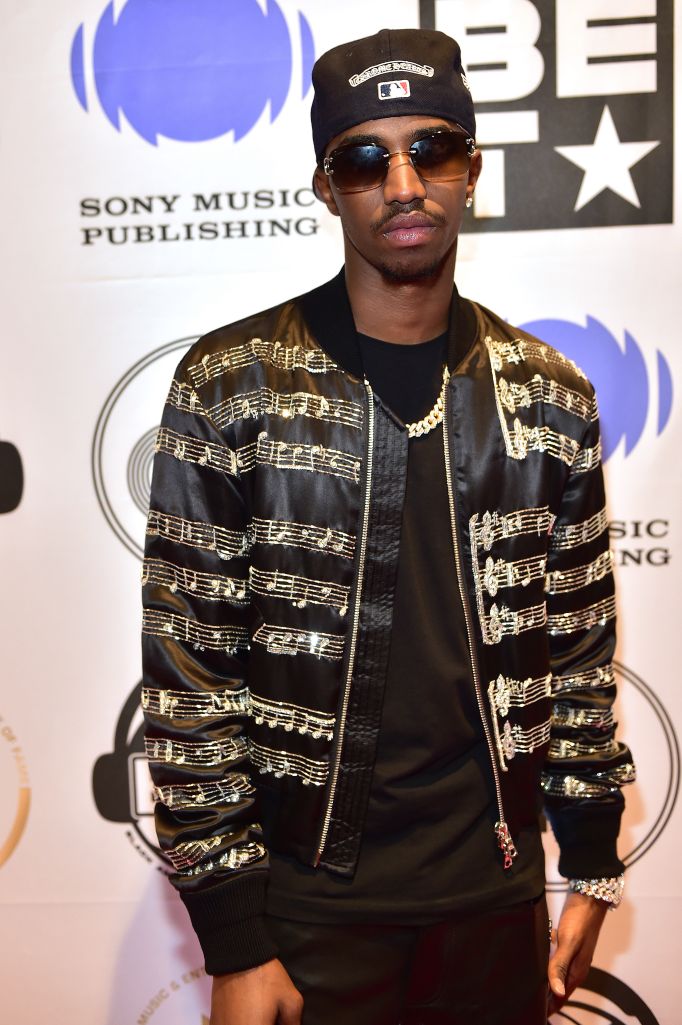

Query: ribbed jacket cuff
(546, 799), (625, 879)
(180, 872), (278, 975)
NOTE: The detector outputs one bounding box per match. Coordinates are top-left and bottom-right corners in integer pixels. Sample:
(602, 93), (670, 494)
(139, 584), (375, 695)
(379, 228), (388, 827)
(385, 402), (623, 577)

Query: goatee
(377, 253), (448, 284)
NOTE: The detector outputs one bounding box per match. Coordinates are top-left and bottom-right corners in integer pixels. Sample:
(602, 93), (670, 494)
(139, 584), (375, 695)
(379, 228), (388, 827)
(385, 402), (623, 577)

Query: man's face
(314, 114), (481, 283)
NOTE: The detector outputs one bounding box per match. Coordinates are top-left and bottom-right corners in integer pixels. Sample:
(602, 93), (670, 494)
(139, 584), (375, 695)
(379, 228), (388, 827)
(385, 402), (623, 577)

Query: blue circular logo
(71, 0), (315, 145)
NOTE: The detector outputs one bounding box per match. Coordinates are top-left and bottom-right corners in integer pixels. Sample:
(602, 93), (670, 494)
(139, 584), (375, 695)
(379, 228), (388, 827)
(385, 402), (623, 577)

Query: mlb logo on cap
(378, 80), (410, 100)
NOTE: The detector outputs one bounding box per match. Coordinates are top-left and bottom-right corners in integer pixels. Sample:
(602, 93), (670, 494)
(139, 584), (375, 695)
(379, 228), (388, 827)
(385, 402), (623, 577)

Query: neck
(344, 244), (457, 344)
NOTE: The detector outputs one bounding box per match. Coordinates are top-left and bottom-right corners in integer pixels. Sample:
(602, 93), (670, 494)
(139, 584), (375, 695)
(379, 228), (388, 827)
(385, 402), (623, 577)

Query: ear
(466, 149), (483, 204)
(313, 165), (341, 217)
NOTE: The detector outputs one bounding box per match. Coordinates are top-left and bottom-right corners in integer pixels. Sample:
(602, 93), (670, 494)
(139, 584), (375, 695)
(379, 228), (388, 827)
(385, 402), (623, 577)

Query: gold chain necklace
(405, 365), (451, 439)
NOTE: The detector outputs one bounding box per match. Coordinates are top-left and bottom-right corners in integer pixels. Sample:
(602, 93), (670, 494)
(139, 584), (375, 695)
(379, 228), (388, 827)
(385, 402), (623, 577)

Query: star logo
(555, 105), (660, 212)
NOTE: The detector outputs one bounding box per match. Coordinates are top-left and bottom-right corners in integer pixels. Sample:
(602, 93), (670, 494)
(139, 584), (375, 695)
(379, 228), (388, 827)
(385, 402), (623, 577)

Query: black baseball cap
(311, 28), (476, 161)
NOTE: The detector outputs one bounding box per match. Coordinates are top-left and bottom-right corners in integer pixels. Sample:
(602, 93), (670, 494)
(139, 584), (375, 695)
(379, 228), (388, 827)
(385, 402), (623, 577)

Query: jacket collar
(297, 267), (478, 380)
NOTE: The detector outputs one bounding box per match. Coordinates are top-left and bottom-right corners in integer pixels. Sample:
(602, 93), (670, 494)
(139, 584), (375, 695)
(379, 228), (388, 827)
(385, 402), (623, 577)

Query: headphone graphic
(92, 680), (165, 861)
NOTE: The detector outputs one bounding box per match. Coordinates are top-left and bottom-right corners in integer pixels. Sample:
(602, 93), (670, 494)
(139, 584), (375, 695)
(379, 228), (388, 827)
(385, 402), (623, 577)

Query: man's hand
(548, 890), (608, 1016)
(210, 958), (303, 1025)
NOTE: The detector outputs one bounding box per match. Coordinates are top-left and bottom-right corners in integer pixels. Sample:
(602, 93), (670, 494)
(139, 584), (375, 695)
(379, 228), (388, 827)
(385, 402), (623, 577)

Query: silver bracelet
(568, 874), (624, 909)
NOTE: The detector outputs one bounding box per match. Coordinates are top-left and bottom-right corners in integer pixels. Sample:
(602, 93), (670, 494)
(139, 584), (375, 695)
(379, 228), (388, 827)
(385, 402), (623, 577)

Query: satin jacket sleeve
(141, 361), (277, 975)
(542, 387), (635, 881)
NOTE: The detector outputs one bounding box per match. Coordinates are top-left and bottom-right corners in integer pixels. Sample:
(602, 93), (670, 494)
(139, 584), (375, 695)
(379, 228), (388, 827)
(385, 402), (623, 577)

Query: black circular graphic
(546, 659), (678, 892)
(127, 426), (159, 516)
(615, 660), (679, 867)
(91, 336), (197, 559)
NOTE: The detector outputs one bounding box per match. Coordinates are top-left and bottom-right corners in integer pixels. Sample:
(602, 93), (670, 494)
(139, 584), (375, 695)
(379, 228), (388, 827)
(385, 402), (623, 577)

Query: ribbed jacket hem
(547, 799), (625, 879)
(181, 872), (278, 975)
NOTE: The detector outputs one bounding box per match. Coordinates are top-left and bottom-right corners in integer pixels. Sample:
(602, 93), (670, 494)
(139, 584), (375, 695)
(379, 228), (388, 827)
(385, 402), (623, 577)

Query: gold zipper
(442, 382), (517, 870)
(315, 380), (375, 865)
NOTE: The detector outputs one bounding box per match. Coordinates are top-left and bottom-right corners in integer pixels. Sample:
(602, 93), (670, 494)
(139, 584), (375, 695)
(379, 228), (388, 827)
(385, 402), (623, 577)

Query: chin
(377, 254), (447, 283)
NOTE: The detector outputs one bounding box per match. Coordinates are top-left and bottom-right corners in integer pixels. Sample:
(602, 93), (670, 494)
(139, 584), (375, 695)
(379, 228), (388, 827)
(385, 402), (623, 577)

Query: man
(142, 28), (634, 1025)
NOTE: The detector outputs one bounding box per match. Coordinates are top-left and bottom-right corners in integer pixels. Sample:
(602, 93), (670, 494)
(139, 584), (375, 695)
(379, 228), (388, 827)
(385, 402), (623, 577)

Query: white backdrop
(0, 2), (679, 1023)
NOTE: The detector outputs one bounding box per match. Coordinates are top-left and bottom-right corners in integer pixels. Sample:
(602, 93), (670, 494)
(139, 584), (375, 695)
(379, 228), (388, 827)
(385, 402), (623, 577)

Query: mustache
(371, 200), (446, 233)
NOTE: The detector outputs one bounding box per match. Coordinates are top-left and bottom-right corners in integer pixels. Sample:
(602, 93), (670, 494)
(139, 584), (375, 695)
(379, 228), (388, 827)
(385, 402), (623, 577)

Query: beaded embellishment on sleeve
(568, 874), (624, 909)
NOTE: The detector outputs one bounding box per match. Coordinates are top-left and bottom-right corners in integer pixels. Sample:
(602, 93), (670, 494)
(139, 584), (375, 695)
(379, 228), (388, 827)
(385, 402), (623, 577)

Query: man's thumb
(548, 956), (567, 998)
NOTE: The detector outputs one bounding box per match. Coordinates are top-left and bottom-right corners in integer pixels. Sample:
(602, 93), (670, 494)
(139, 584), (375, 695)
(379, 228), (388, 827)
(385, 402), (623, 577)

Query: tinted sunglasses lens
(412, 133), (471, 180)
(329, 145), (387, 192)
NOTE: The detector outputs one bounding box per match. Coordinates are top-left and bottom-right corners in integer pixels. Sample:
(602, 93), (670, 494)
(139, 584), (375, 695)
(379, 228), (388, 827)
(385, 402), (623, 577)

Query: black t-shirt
(266, 329), (545, 922)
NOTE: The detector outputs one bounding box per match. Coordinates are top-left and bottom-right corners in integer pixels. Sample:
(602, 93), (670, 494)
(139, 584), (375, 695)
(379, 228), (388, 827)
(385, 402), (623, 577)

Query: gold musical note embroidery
(247, 518), (355, 559)
(155, 427), (241, 476)
(142, 609), (249, 653)
(547, 595), (616, 635)
(479, 554), (547, 598)
(144, 735), (248, 767)
(142, 557), (249, 604)
(187, 337), (338, 388)
(483, 602), (547, 645)
(141, 684), (249, 718)
(550, 507), (608, 551)
(253, 624), (344, 660)
(470, 507), (553, 551)
(254, 433), (361, 483)
(248, 739), (328, 786)
(249, 567), (350, 614)
(154, 775), (254, 810)
(545, 550), (613, 594)
(486, 336), (586, 379)
(495, 374), (592, 423)
(250, 694), (335, 740)
(146, 510), (251, 560)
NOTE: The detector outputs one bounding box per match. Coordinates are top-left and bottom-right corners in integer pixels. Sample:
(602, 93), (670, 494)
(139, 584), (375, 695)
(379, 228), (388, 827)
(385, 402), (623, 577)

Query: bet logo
(0, 439), (23, 514)
(520, 318), (673, 461)
(70, 0), (315, 145)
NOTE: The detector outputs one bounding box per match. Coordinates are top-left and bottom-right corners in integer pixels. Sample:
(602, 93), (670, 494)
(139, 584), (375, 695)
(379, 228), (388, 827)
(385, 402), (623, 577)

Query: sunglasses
(323, 129), (475, 194)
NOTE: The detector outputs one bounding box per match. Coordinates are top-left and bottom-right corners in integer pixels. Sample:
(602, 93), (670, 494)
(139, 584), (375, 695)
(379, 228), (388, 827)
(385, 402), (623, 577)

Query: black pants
(266, 894), (550, 1025)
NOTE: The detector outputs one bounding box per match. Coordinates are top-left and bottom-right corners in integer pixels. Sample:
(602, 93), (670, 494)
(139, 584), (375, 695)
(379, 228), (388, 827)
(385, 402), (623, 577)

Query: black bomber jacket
(142, 271), (635, 974)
